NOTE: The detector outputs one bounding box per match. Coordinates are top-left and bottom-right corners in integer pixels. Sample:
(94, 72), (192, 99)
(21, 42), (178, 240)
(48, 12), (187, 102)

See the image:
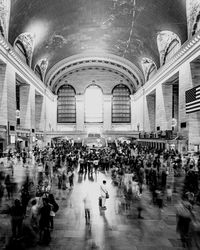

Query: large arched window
(57, 85), (76, 123)
(112, 84), (131, 123)
(85, 85), (103, 123)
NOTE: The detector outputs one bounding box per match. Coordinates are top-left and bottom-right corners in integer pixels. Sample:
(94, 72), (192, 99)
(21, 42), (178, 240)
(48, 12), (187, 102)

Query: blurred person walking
(176, 199), (193, 248)
(83, 193), (92, 224)
(5, 174), (12, 199)
(100, 180), (109, 209)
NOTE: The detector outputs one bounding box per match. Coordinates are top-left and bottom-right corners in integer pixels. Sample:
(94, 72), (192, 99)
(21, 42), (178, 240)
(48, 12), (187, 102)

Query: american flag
(185, 85), (200, 114)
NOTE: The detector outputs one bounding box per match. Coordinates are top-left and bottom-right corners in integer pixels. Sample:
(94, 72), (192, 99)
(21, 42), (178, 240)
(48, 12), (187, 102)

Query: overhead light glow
(24, 20), (50, 47)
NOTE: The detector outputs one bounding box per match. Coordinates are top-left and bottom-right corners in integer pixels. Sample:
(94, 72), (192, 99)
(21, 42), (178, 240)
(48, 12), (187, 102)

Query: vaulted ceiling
(9, 0), (187, 81)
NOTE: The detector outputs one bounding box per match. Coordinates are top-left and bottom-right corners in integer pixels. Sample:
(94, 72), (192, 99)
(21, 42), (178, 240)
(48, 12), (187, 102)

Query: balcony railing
(139, 130), (178, 140)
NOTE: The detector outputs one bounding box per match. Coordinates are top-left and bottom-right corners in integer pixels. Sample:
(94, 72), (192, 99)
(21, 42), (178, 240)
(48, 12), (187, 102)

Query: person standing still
(10, 199), (24, 239)
(100, 180), (108, 210)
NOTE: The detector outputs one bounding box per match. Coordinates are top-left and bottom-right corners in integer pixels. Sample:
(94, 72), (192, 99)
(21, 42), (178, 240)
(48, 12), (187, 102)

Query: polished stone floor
(36, 172), (185, 250)
(0, 162), (189, 249)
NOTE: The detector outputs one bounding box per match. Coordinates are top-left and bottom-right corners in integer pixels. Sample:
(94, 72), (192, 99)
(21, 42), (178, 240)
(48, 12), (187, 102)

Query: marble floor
(0, 164), (189, 250)
(35, 171), (185, 250)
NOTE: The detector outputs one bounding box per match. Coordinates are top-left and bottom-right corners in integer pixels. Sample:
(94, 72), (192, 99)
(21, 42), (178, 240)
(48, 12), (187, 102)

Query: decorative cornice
(134, 31), (200, 100)
(0, 35), (56, 101)
(53, 66), (136, 95)
(45, 53), (145, 91)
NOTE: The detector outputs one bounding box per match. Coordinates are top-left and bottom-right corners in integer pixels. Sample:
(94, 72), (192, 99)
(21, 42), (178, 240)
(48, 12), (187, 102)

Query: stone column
(179, 61), (200, 149)
(131, 91), (144, 131)
(6, 64), (16, 127)
(30, 86), (35, 130)
(0, 63), (8, 126)
(156, 83), (173, 130)
(172, 85), (179, 132)
(103, 95), (112, 131)
(20, 84), (31, 129)
(75, 95), (84, 131)
(130, 95), (135, 130)
(146, 94), (156, 131)
(35, 93), (44, 131)
(0, 63), (16, 146)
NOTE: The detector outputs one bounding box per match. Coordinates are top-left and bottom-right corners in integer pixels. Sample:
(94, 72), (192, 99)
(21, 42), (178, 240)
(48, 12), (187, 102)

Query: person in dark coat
(10, 199), (24, 239)
(176, 200), (193, 248)
(39, 198), (51, 243)
(48, 194), (59, 230)
(5, 174), (12, 199)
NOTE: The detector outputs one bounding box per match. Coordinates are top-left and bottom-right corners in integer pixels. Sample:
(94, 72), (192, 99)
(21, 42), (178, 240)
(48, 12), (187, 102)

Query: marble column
(146, 94), (156, 131)
(75, 94), (84, 131)
(35, 93), (44, 131)
(103, 95), (112, 131)
(0, 63), (8, 126)
(156, 83), (173, 130)
(20, 84), (31, 129)
(179, 61), (200, 149)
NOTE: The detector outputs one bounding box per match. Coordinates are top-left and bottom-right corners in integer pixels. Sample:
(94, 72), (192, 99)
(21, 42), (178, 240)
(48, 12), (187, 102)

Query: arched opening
(34, 64), (43, 81)
(157, 31), (181, 66)
(0, 19), (4, 37)
(163, 39), (180, 64)
(57, 85), (76, 123)
(112, 84), (131, 123)
(147, 64), (157, 81)
(192, 11), (200, 36)
(14, 40), (29, 64)
(141, 58), (157, 82)
(85, 85), (103, 123)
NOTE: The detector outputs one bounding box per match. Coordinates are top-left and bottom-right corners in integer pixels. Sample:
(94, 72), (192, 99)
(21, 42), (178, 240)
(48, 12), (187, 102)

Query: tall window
(85, 85), (103, 123)
(57, 85), (76, 123)
(112, 84), (131, 123)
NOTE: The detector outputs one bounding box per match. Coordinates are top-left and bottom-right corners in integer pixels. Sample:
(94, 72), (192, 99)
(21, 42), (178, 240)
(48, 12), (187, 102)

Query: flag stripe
(186, 103), (200, 111)
(185, 85), (200, 114)
(186, 96), (200, 106)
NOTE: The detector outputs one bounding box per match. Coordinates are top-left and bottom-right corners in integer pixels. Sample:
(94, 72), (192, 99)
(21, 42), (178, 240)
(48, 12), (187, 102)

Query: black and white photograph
(0, 0), (200, 249)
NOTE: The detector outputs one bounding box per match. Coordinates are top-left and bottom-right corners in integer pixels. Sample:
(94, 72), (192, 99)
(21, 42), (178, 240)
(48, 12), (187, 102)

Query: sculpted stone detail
(187, 0), (200, 37)
(15, 32), (34, 66)
(157, 31), (181, 66)
(0, 0), (10, 39)
(35, 58), (48, 81)
(141, 58), (157, 82)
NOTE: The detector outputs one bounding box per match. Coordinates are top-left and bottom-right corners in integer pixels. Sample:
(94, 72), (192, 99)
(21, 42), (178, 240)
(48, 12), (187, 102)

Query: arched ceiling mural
(9, 0), (187, 82)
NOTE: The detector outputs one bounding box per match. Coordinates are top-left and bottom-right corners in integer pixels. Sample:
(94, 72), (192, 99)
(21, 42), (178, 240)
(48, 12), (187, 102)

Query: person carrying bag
(100, 180), (109, 209)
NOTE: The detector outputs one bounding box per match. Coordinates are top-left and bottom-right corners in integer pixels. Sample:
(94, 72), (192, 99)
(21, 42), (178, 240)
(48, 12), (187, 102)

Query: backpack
(53, 202), (59, 213)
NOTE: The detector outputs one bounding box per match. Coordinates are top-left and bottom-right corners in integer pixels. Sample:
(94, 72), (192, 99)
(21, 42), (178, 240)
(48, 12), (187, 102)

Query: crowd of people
(0, 139), (200, 249)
